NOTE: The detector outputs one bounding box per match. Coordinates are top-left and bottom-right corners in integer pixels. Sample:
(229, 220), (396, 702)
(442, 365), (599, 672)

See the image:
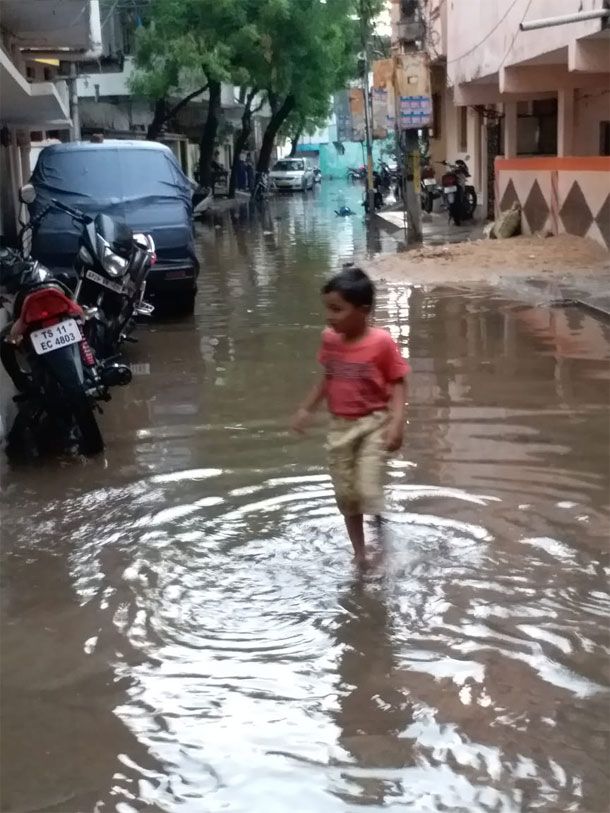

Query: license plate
(164, 269), (192, 280)
(86, 269), (125, 294)
(30, 319), (81, 355)
(423, 178), (436, 186)
(444, 185), (457, 193)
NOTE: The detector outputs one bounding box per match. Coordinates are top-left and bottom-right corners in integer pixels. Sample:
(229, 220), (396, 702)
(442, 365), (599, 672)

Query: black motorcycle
(363, 171), (385, 214)
(439, 158), (477, 225)
(0, 248), (131, 460)
(23, 185), (156, 359)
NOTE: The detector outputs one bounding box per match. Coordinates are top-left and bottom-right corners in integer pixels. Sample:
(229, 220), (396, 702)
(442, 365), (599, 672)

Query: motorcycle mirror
(464, 154), (471, 161)
(19, 184), (36, 204)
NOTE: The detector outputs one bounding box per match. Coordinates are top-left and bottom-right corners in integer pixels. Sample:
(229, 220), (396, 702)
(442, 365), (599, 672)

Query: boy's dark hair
(322, 266), (375, 310)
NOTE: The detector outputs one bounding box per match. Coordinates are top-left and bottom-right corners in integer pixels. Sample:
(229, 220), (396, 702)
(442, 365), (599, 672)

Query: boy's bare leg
(344, 514), (366, 563)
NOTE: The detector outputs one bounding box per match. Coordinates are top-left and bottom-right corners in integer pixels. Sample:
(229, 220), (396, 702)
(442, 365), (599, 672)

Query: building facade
(392, 0), (610, 247)
(0, 0), (102, 239)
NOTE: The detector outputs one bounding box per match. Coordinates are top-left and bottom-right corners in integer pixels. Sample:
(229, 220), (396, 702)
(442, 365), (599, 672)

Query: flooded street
(1, 182), (609, 813)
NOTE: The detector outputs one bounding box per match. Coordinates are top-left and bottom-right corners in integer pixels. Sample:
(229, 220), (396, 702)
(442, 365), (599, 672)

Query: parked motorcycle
(420, 163), (440, 213)
(21, 184), (156, 359)
(0, 247), (131, 459)
(439, 157), (477, 225)
(377, 161), (398, 189)
(347, 165), (367, 182)
(362, 172), (385, 214)
(252, 171), (274, 202)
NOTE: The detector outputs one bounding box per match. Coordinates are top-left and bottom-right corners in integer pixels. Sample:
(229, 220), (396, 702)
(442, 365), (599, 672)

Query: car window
(273, 160), (304, 172)
(34, 148), (179, 199)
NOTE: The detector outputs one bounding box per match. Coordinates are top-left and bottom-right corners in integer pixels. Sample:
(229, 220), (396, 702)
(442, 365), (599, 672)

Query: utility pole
(403, 129), (422, 242)
(68, 63), (81, 142)
(359, 0), (375, 216)
(395, 2), (423, 242)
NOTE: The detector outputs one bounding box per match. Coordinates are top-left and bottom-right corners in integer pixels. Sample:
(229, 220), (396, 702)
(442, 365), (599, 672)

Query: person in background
(291, 267), (410, 565)
(237, 152), (247, 191)
(245, 153), (255, 192)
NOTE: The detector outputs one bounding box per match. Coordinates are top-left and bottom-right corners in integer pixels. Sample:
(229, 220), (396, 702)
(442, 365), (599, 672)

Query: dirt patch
(366, 234), (610, 285)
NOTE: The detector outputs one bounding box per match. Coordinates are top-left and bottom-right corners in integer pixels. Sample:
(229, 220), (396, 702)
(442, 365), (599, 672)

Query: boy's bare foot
(354, 552), (369, 569)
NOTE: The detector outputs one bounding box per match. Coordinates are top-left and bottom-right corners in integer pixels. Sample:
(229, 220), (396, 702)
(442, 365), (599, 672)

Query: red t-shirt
(318, 327), (410, 418)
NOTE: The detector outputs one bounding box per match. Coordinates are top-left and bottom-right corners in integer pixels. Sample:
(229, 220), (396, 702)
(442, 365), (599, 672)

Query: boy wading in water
(291, 267), (410, 565)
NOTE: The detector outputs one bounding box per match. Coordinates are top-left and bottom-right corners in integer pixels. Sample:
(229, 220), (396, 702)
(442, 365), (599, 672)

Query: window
(459, 106), (468, 151)
(430, 93), (442, 139)
(600, 122), (610, 156)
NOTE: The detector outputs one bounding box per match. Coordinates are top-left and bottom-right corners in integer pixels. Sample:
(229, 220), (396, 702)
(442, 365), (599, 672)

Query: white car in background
(270, 158), (315, 191)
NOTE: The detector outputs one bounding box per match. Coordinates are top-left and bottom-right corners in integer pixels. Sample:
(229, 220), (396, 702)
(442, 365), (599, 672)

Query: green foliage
(131, 0), (376, 115)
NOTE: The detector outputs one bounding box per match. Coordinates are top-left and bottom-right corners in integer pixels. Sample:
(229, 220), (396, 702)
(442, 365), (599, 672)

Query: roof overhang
(0, 46), (70, 128)
(3, 1), (102, 59)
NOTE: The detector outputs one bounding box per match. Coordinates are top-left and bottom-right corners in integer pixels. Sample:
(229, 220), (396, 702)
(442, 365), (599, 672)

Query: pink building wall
(496, 157), (610, 248)
(446, 0), (606, 87)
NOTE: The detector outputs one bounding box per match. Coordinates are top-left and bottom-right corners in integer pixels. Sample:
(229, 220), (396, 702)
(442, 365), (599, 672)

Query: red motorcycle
(0, 249), (130, 459)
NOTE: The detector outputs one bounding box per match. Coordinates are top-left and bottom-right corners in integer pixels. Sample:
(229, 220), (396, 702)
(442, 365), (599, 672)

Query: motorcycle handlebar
(51, 199), (89, 222)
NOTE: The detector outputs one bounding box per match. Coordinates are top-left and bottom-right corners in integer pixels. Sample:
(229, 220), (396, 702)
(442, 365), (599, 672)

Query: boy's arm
(384, 379), (407, 451)
(291, 375), (326, 433)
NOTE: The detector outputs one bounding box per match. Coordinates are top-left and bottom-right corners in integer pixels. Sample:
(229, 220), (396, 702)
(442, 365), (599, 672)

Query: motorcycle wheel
(172, 290), (196, 316)
(465, 189), (477, 218)
(26, 345), (104, 457)
(449, 200), (462, 226)
(48, 346), (104, 456)
(86, 318), (116, 360)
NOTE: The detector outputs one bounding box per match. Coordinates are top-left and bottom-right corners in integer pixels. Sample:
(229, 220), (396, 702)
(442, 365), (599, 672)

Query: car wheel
(173, 290), (196, 316)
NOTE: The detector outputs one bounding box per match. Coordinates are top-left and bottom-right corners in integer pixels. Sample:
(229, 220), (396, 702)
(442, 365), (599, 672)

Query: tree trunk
(257, 94), (295, 173)
(148, 85), (208, 142)
(229, 90), (257, 198)
(198, 79), (222, 188)
(147, 98), (168, 140)
(289, 124), (303, 157)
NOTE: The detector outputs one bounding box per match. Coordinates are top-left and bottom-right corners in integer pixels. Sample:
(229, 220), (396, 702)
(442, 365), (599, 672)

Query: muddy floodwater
(1, 182), (609, 812)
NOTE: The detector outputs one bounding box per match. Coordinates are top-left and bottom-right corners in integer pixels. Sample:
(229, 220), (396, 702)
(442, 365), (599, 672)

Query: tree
(131, 0), (250, 185)
(252, 0), (365, 173)
(131, 0), (385, 185)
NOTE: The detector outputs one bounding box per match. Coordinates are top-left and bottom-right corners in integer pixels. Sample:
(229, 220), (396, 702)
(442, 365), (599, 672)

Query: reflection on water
(1, 184), (609, 812)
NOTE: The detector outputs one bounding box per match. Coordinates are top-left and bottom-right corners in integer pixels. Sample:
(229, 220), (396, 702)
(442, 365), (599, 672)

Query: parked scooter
(192, 185), (213, 218)
(438, 156), (477, 225)
(21, 184), (156, 359)
(0, 247), (131, 459)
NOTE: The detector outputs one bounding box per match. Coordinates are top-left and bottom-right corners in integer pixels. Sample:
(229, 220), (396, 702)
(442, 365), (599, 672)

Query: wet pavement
(1, 181), (609, 813)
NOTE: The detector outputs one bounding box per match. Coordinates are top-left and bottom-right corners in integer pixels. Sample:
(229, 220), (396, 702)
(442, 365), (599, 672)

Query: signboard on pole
(348, 88), (366, 142)
(372, 58), (396, 139)
(394, 52), (432, 130)
(334, 90), (351, 142)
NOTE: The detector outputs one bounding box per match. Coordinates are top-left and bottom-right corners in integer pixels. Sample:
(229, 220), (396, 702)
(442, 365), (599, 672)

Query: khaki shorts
(327, 411), (388, 516)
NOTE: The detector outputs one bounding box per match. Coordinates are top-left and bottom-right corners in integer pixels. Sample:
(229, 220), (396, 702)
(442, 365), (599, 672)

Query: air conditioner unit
(397, 20), (423, 43)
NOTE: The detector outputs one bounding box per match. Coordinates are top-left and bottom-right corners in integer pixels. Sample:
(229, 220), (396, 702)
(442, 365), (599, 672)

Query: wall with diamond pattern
(495, 157), (610, 250)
